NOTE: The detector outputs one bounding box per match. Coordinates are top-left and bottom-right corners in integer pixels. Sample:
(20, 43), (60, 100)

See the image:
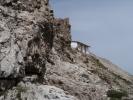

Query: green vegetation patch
(107, 89), (128, 100)
(16, 85), (28, 100)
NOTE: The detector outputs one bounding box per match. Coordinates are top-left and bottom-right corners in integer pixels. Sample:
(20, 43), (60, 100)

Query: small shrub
(81, 74), (89, 79)
(16, 85), (28, 100)
(107, 89), (128, 99)
(16, 85), (27, 93)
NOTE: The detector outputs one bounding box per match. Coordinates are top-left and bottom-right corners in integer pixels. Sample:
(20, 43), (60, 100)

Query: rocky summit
(0, 0), (133, 100)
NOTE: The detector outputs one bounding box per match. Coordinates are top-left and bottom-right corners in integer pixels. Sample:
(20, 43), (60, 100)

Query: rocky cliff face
(0, 0), (133, 100)
(0, 0), (54, 91)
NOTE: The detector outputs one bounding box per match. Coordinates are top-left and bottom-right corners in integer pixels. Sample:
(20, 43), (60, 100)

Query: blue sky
(50, 0), (133, 74)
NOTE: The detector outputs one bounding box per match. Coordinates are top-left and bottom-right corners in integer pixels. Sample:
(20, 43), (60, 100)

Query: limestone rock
(0, 0), (54, 91)
(0, 82), (78, 100)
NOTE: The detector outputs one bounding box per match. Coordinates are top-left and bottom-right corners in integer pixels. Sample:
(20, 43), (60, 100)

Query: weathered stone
(0, 82), (78, 100)
(0, 0), (54, 91)
(0, 0), (133, 100)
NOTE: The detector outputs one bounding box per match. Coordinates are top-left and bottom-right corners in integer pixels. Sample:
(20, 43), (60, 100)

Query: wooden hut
(71, 41), (90, 54)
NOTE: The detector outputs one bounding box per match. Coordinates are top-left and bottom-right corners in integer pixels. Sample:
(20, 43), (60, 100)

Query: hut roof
(71, 41), (90, 47)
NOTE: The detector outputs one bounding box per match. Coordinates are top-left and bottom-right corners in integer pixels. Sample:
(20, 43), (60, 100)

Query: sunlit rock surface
(0, 0), (133, 100)
(0, 82), (78, 100)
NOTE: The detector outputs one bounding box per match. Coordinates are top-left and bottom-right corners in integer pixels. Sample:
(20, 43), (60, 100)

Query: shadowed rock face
(24, 22), (54, 79)
(53, 18), (71, 51)
(0, 0), (54, 91)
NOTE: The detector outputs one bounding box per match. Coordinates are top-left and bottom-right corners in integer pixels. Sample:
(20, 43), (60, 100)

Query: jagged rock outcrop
(53, 18), (71, 50)
(0, 0), (54, 91)
(53, 18), (72, 62)
(0, 0), (133, 100)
